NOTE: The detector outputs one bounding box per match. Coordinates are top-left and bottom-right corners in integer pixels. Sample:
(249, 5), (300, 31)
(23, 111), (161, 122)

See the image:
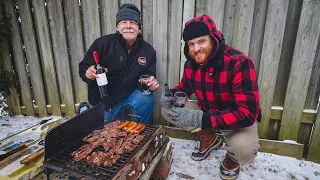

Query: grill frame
(43, 103), (163, 180)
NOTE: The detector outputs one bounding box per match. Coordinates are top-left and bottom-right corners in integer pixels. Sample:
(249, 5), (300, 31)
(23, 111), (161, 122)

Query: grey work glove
(168, 107), (203, 127)
(160, 91), (174, 108)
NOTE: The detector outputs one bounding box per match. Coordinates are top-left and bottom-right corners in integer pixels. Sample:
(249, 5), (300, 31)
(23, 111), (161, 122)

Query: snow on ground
(0, 92), (9, 117)
(0, 115), (50, 140)
(168, 138), (320, 180)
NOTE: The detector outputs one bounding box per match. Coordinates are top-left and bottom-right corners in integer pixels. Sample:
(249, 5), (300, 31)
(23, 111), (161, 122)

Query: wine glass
(174, 91), (187, 108)
(140, 75), (151, 95)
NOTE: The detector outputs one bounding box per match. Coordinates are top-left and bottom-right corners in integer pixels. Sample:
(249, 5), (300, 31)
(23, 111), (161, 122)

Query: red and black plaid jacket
(173, 15), (261, 130)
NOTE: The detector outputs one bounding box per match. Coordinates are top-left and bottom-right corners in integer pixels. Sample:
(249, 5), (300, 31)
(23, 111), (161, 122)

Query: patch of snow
(271, 106), (283, 110)
(303, 109), (317, 113)
(283, 140), (299, 145)
(0, 115), (61, 140)
(0, 92), (9, 117)
(168, 138), (320, 180)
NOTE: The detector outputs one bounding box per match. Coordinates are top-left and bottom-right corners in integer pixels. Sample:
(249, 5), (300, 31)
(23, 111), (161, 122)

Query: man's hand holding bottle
(85, 65), (108, 80)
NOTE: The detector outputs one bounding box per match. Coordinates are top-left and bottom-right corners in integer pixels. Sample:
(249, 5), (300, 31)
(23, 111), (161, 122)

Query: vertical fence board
(248, 0), (268, 75)
(17, 0), (47, 116)
(298, 123), (313, 157)
(180, 0), (195, 79)
(120, 0), (141, 9)
(273, 0), (303, 106)
(279, 0), (320, 141)
(63, 0), (87, 104)
(100, 0), (118, 36)
(168, 0), (183, 87)
(205, 0), (225, 31)
(257, 0), (289, 138)
(142, 0), (153, 44)
(32, 0), (61, 116)
(1, 43), (21, 116)
(304, 39), (320, 109)
(222, 0), (236, 45)
(5, 0), (33, 116)
(267, 119), (280, 140)
(232, 0), (255, 54)
(152, 0), (168, 124)
(82, 0), (101, 51)
(195, 0), (205, 16)
(47, 0), (75, 116)
(307, 112), (320, 163)
(1, 2), (21, 115)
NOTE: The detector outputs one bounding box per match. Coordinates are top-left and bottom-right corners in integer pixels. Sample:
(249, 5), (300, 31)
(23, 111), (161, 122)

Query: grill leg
(44, 167), (50, 180)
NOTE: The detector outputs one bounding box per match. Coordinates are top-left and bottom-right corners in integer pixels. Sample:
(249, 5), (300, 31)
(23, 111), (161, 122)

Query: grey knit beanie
(116, 3), (141, 28)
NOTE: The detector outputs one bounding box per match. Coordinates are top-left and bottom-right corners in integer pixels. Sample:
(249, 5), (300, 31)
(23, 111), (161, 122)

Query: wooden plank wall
(1, 0), (320, 162)
(17, 0), (48, 117)
(279, 0), (320, 141)
(4, 0), (32, 116)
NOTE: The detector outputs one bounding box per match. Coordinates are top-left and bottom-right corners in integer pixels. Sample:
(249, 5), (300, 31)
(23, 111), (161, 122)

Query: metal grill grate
(44, 123), (157, 179)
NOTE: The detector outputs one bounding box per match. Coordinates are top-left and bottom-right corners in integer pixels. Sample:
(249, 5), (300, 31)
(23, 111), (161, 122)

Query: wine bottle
(164, 83), (173, 96)
(93, 51), (108, 99)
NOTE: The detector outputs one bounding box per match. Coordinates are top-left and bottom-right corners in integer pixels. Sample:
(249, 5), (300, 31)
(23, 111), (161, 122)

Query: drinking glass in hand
(140, 75), (151, 95)
(174, 91), (187, 108)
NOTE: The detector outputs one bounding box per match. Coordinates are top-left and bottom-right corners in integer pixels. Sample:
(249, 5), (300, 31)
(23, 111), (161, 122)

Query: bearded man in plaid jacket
(161, 15), (261, 180)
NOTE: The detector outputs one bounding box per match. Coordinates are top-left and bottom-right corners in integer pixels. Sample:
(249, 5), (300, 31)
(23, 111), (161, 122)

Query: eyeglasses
(118, 20), (138, 26)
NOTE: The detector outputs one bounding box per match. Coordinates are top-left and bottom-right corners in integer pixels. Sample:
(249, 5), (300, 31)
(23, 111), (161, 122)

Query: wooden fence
(1, 0), (320, 162)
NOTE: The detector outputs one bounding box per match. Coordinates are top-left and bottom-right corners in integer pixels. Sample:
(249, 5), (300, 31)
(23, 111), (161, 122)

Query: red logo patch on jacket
(138, 57), (146, 65)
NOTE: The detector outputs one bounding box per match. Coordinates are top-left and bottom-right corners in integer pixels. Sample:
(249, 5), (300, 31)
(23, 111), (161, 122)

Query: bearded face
(186, 35), (214, 64)
(117, 20), (141, 42)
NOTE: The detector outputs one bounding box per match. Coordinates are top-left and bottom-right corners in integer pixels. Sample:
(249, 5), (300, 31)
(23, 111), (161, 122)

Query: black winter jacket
(79, 32), (156, 109)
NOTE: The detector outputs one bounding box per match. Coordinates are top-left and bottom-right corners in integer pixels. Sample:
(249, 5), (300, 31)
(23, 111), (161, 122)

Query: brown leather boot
(220, 153), (240, 180)
(191, 129), (224, 161)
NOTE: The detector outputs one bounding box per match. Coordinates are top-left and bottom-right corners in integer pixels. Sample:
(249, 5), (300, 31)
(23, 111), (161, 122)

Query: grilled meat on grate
(70, 120), (145, 168)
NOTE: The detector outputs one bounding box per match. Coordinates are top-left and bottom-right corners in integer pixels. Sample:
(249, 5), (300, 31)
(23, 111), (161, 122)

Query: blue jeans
(90, 89), (154, 124)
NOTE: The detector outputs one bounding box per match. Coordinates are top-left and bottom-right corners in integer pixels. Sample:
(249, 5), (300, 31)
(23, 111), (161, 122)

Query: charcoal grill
(43, 103), (166, 180)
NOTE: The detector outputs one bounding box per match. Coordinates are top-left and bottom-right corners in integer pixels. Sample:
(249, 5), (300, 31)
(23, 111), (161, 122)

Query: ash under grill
(43, 103), (165, 180)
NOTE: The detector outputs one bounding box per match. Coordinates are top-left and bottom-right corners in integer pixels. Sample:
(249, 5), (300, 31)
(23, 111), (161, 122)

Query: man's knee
(125, 89), (154, 111)
(226, 134), (260, 165)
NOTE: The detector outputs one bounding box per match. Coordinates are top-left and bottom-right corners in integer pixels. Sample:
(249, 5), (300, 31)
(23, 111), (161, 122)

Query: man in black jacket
(79, 4), (159, 124)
